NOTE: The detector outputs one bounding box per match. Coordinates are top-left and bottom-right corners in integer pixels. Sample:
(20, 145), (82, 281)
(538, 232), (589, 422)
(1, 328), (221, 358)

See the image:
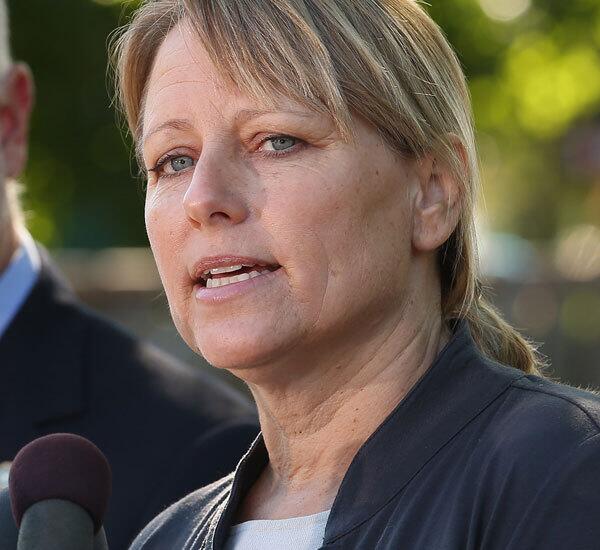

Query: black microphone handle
(17, 499), (108, 550)
(93, 528), (108, 550)
(0, 488), (18, 550)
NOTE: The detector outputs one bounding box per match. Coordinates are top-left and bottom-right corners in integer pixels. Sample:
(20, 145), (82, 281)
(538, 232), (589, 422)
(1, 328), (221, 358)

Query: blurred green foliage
(8, 0), (600, 247)
(8, 0), (139, 246)
(429, 0), (600, 240)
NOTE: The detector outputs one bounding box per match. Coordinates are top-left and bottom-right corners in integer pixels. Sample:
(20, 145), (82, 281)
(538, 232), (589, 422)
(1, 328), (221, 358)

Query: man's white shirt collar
(0, 230), (41, 340)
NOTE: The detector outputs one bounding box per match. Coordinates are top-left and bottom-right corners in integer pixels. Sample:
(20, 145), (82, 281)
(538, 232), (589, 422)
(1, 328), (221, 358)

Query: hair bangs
(182, 0), (353, 140)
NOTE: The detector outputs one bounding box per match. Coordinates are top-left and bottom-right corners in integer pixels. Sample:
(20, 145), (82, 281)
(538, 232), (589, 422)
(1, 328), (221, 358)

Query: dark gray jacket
(130, 322), (600, 550)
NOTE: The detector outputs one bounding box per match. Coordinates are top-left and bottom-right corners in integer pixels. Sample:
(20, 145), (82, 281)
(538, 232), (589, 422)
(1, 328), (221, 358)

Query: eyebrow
(142, 118), (195, 148)
(233, 108), (317, 125)
(140, 108), (319, 157)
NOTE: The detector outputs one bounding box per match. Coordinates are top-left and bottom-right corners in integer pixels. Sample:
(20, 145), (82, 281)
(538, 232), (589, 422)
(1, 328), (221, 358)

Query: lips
(191, 256), (281, 287)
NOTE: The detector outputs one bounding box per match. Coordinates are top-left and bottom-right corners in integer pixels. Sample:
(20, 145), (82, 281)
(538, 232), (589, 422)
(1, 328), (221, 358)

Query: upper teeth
(203, 264), (253, 277)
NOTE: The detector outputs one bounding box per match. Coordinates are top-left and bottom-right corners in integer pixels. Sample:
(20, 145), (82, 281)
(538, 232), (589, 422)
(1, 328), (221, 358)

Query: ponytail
(466, 297), (544, 376)
(441, 223), (545, 376)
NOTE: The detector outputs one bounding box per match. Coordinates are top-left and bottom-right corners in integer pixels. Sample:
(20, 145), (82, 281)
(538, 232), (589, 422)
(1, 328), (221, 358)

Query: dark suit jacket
(0, 251), (259, 549)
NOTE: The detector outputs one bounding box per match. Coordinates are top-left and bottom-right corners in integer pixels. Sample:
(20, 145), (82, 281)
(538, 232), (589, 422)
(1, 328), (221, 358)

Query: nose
(182, 151), (250, 229)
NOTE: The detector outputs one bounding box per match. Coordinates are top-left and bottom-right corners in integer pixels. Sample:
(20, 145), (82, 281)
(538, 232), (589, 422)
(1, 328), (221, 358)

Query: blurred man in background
(0, 2), (258, 548)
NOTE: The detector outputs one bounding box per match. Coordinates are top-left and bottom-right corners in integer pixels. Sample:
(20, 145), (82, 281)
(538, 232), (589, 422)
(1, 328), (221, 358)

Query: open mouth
(198, 264), (281, 289)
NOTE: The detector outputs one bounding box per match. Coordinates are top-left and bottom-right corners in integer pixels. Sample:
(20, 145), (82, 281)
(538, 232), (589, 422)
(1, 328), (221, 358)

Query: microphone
(0, 488), (18, 549)
(8, 433), (112, 550)
(3, 488), (108, 550)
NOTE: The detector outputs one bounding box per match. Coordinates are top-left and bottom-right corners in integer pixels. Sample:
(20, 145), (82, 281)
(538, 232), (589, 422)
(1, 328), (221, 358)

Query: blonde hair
(111, 0), (544, 374)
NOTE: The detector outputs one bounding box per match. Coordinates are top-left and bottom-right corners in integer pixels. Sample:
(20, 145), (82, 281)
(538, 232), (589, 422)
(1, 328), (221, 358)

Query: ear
(411, 137), (465, 253)
(0, 63), (34, 180)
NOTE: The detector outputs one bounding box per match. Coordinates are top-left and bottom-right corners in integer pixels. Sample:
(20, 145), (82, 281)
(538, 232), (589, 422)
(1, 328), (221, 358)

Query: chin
(185, 320), (268, 367)
(191, 319), (305, 373)
(196, 337), (275, 371)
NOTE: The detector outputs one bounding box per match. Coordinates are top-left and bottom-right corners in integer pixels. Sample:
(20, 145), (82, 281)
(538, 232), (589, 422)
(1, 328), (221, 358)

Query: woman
(112, 1), (600, 548)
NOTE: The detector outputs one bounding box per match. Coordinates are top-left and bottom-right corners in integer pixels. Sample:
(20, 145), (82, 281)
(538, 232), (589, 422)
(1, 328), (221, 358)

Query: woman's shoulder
(129, 473), (235, 549)
(472, 372), (600, 491)
(512, 373), (600, 410)
(492, 374), (600, 447)
(458, 375), (600, 548)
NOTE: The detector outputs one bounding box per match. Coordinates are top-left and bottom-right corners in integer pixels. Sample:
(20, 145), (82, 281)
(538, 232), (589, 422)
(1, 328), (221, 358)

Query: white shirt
(0, 230), (41, 340)
(224, 510), (330, 550)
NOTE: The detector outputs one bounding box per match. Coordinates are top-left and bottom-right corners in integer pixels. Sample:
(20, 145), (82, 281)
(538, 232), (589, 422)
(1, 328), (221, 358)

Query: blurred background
(7, 0), (599, 386)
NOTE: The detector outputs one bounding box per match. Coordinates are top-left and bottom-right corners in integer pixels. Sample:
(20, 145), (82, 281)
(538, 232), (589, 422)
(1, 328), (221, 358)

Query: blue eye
(267, 136), (297, 151)
(170, 156), (194, 171)
(147, 153), (196, 180)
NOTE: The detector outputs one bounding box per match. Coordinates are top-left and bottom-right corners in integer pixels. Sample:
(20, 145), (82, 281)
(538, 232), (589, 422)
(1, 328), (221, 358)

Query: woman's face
(141, 25), (425, 374)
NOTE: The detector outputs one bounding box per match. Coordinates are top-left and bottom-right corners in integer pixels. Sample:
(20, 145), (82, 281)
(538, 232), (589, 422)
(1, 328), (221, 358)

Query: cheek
(260, 175), (359, 324)
(145, 185), (186, 254)
(267, 209), (331, 315)
(319, 163), (413, 303)
(145, 193), (171, 272)
(145, 191), (199, 345)
(145, 191), (187, 299)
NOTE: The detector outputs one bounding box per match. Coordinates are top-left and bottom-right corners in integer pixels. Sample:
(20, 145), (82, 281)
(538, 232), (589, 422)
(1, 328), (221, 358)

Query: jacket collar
(0, 246), (86, 426)
(324, 321), (525, 542)
(216, 321), (525, 546)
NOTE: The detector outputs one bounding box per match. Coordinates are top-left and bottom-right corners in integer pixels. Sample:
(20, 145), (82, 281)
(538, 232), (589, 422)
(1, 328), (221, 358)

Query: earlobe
(411, 149), (463, 253)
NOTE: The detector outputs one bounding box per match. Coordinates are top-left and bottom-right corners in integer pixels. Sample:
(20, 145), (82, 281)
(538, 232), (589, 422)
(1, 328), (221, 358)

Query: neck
(0, 215), (18, 275)
(238, 290), (449, 521)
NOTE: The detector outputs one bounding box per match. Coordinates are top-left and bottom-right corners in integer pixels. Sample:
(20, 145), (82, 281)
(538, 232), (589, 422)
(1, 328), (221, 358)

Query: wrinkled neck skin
(234, 259), (450, 522)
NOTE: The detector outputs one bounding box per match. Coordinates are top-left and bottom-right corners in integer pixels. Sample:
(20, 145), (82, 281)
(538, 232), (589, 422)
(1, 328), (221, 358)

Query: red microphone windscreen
(8, 433), (112, 533)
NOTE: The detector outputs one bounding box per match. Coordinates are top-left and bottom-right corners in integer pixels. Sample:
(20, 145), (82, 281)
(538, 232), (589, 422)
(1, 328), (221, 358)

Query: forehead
(143, 24), (232, 126)
(141, 23), (327, 150)
(142, 23), (312, 141)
